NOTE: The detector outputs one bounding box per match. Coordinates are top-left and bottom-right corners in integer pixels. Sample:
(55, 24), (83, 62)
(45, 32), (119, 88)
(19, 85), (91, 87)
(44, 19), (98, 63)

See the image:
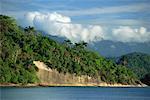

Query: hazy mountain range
(89, 40), (150, 57)
(46, 35), (150, 57)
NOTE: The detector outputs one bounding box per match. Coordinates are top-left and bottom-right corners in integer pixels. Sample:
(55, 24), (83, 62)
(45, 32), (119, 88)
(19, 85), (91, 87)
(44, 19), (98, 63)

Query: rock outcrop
(33, 61), (147, 87)
(33, 61), (100, 85)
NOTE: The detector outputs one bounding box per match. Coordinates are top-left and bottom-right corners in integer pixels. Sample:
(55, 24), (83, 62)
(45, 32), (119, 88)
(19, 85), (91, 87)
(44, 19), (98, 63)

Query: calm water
(0, 87), (150, 100)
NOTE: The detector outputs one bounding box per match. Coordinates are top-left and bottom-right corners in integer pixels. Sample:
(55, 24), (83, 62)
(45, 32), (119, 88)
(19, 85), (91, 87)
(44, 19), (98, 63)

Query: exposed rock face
(33, 61), (147, 87)
(33, 61), (100, 85)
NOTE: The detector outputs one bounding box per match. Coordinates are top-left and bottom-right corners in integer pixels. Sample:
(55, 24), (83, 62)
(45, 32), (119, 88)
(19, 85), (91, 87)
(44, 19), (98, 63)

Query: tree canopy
(116, 52), (150, 79)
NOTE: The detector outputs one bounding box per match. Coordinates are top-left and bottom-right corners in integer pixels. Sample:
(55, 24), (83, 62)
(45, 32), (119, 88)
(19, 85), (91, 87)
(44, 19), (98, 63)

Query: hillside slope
(116, 52), (150, 79)
(0, 15), (140, 85)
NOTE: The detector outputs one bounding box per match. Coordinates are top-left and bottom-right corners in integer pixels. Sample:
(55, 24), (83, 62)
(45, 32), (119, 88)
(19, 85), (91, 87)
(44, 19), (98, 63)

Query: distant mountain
(88, 40), (150, 57)
(38, 30), (66, 43)
(115, 52), (150, 79)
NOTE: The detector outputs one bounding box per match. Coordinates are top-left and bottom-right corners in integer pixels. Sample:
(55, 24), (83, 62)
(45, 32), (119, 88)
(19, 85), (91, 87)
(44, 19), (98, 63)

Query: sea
(0, 87), (150, 100)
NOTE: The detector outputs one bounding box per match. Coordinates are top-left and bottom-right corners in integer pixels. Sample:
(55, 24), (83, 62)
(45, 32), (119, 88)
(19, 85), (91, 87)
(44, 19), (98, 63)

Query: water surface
(1, 87), (150, 100)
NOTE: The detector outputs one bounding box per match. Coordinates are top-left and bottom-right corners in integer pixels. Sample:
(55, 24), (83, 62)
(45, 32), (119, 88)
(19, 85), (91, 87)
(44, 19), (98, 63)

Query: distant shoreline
(0, 83), (147, 87)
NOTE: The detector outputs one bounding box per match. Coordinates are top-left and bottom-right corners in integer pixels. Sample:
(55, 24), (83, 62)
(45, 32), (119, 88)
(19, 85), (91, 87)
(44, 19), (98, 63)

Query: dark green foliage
(116, 52), (150, 79)
(0, 15), (38, 84)
(0, 15), (139, 84)
(141, 73), (150, 86)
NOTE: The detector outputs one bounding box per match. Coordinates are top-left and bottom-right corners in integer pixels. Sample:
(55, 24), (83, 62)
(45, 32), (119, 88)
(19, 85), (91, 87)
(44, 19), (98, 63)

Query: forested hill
(0, 15), (139, 85)
(116, 52), (150, 79)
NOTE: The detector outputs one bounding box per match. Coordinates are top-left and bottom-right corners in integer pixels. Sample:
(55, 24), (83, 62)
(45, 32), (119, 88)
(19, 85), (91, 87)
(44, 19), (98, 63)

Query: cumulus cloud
(20, 12), (103, 43)
(19, 12), (150, 43)
(110, 26), (150, 42)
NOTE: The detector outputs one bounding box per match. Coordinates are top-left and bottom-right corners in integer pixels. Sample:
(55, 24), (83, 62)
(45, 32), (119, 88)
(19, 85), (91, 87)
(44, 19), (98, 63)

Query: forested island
(0, 15), (149, 86)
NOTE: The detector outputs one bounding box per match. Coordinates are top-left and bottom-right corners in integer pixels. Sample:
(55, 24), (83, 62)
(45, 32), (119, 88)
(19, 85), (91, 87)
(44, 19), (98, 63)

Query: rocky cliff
(33, 61), (100, 85)
(33, 61), (146, 87)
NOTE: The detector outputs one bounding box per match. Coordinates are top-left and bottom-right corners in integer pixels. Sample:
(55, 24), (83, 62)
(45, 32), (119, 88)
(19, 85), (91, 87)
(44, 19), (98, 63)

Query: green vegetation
(141, 73), (150, 86)
(0, 15), (38, 84)
(116, 52), (150, 79)
(0, 15), (139, 85)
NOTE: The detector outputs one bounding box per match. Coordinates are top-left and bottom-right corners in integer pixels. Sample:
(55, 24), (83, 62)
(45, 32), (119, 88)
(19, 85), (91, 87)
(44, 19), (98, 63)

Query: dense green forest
(116, 52), (150, 79)
(0, 15), (140, 85)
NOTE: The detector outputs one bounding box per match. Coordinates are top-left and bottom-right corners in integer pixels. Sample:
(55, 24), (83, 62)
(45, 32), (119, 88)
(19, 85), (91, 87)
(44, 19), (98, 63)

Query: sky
(0, 0), (150, 43)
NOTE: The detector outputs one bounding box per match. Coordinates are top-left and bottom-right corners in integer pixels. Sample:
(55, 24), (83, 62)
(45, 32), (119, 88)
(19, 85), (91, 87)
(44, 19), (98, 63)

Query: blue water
(0, 87), (150, 100)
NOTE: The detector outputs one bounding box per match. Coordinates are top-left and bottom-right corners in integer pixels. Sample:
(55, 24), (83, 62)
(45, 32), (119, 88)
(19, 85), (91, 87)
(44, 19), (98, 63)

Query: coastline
(0, 83), (147, 87)
(1, 61), (148, 88)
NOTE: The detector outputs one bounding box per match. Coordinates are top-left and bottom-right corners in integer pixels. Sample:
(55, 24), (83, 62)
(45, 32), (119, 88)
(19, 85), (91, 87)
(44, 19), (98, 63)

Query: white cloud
(110, 26), (150, 42)
(20, 12), (103, 43)
(19, 12), (150, 43)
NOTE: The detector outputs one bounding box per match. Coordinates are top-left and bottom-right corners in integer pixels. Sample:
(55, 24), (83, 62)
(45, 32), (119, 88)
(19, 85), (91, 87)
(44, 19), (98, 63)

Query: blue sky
(1, 0), (149, 26)
(0, 0), (150, 43)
